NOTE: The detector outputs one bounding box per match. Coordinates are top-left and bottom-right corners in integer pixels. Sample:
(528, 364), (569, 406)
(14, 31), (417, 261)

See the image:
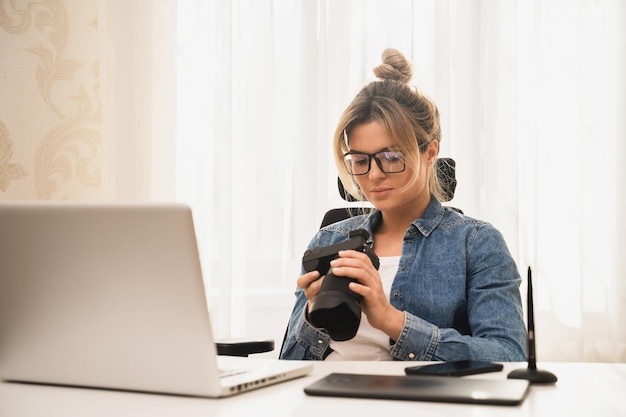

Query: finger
(330, 258), (376, 283)
(296, 270), (321, 289)
(305, 275), (324, 299)
(334, 250), (377, 271)
(337, 249), (371, 262)
(348, 280), (369, 297)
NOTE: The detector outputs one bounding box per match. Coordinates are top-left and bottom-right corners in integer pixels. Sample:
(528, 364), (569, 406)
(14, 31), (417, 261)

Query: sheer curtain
(102, 0), (625, 361)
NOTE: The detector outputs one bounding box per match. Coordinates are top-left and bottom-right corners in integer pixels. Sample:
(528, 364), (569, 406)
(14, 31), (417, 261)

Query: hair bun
(373, 48), (413, 84)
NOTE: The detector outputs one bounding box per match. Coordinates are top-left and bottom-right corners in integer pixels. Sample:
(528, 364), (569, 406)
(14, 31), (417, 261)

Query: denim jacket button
(317, 339), (324, 344)
(408, 353), (415, 359)
(393, 292), (400, 297)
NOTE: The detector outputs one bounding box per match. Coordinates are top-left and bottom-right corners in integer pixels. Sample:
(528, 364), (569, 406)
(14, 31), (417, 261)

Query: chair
(220, 158), (460, 356)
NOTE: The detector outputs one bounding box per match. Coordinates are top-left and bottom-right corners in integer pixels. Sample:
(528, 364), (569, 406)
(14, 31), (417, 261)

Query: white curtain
(100, 0), (626, 361)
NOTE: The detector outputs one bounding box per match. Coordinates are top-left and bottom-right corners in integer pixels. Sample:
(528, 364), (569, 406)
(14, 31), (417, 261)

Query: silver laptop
(0, 202), (312, 397)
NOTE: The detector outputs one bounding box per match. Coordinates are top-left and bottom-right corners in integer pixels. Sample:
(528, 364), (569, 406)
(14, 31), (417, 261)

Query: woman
(280, 48), (526, 361)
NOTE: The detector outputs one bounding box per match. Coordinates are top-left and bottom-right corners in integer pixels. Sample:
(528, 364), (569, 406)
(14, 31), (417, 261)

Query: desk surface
(1, 361), (624, 417)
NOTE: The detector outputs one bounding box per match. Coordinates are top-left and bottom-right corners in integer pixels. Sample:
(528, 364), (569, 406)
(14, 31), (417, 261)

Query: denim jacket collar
(410, 197), (445, 237)
(368, 196), (445, 238)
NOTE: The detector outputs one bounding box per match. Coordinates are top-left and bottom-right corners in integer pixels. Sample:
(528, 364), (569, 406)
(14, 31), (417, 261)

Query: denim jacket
(279, 197), (527, 361)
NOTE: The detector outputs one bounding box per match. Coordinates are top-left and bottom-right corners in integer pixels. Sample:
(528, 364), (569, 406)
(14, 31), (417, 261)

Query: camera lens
(309, 272), (362, 341)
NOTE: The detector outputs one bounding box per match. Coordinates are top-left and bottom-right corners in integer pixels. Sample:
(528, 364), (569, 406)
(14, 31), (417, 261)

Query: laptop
(304, 373), (530, 406)
(0, 202), (312, 397)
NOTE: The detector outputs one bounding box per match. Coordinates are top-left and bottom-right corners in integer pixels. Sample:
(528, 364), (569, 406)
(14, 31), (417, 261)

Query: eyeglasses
(343, 150), (406, 176)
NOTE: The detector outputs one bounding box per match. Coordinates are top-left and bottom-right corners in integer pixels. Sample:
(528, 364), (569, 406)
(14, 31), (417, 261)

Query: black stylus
(526, 266), (538, 370)
(508, 266), (557, 384)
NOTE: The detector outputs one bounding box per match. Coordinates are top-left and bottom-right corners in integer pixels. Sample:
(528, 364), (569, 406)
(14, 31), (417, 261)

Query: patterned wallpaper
(0, 0), (103, 200)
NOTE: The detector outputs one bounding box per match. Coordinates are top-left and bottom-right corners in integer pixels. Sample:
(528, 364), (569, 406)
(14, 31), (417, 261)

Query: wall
(0, 0), (102, 201)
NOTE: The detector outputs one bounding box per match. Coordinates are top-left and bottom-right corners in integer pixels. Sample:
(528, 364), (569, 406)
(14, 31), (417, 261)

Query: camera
(302, 229), (380, 341)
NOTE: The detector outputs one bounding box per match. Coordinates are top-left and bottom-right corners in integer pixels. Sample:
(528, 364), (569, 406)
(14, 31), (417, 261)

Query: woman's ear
(425, 140), (439, 166)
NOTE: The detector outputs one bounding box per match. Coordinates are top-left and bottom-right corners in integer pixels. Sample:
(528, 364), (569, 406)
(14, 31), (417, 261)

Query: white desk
(1, 361), (624, 417)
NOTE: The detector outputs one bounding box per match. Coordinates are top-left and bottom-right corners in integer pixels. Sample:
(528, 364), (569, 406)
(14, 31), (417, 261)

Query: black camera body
(302, 229), (380, 341)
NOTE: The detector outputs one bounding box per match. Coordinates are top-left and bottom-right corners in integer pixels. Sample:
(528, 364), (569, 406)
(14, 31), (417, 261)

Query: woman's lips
(369, 187), (392, 198)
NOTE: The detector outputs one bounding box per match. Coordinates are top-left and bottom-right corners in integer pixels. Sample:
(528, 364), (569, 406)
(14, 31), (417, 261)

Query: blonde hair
(333, 48), (445, 202)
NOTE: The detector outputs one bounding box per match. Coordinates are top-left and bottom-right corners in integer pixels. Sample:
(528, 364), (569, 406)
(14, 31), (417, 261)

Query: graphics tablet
(304, 373), (529, 406)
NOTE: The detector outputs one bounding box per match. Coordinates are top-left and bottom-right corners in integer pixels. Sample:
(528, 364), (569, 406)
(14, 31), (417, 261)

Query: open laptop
(0, 202), (312, 397)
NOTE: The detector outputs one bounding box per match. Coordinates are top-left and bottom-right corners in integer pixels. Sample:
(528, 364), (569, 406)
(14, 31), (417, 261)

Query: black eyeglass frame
(342, 150), (407, 176)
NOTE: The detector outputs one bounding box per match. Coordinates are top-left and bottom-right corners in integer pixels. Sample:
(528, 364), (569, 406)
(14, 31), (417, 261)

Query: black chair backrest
(319, 207), (364, 228)
(436, 158), (457, 202)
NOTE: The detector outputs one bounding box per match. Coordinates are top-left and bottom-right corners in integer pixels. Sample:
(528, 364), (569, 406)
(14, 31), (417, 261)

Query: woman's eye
(382, 151), (402, 162)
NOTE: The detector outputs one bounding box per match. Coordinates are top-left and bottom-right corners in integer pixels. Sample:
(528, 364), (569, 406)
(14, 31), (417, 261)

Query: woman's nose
(368, 157), (386, 180)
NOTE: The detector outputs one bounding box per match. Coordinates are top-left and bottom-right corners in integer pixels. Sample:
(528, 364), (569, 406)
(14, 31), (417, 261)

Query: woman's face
(347, 121), (436, 218)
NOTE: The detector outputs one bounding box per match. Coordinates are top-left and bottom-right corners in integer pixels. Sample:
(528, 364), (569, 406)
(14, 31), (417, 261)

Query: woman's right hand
(297, 270), (323, 307)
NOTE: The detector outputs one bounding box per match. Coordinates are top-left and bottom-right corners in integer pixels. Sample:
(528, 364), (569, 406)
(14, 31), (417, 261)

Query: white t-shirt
(326, 256), (400, 361)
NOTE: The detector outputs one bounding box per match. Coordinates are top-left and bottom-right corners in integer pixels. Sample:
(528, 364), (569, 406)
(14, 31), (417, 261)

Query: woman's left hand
(329, 250), (405, 340)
